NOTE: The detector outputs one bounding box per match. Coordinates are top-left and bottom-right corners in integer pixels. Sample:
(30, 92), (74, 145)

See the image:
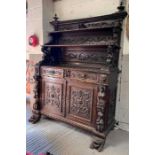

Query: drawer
(70, 70), (98, 83)
(41, 67), (64, 78)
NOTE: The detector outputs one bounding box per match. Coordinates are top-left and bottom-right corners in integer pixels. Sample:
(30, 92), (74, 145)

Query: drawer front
(41, 67), (63, 78)
(70, 70), (98, 83)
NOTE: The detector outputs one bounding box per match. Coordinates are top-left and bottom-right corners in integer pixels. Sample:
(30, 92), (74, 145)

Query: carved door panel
(41, 77), (66, 117)
(66, 80), (98, 126)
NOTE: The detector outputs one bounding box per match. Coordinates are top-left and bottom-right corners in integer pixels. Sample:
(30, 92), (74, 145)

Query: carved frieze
(70, 87), (93, 119)
(54, 20), (122, 32)
(63, 50), (108, 64)
(83, 21), (120, 29)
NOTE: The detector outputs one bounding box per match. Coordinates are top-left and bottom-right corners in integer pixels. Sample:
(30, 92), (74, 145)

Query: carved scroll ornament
(44, 84), (61, 111)
(96, 86), (106, 132)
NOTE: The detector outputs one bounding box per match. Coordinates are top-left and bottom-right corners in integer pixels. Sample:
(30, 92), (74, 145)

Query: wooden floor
(26, 105), (129, 155)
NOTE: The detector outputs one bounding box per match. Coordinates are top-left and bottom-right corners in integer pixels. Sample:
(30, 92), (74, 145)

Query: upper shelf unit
(41, 12), (127, 49)
(40, 5), (127, 67)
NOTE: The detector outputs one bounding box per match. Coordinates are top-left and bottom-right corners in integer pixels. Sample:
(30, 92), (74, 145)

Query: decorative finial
(53, 14), (58, 21)
(117, 1), (125, 11)
(53, 14), (59, 31)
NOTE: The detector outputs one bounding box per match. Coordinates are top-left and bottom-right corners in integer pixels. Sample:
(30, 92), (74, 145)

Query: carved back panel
(61, 46), (119, 67)
(58, 30), (114, 45)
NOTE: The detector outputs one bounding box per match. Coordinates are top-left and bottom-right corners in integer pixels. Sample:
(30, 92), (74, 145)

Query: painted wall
(26, 0), (54, 58)
(26, 0), (43, 59)
(53, 0), (120, 20)
(115, 0), (129, 131)
(27, 0), (54, 108)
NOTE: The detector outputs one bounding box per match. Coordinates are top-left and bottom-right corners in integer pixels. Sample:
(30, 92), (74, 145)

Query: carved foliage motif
(84, 21), (120, 29)
(44, 84), (62, 111)
(70, 87), (92, 119)
(96, 86), (106, 132)
(59, 35), (116, 45)
(63, 50), (108, 64)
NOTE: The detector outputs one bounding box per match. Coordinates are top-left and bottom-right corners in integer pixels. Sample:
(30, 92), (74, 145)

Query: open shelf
(41, 44), (118, 48)
(48, 26), (117, 34)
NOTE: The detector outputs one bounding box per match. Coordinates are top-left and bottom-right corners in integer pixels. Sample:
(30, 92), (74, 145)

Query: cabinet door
(66, 80), (98, 126)
(40, 77), (66, 117)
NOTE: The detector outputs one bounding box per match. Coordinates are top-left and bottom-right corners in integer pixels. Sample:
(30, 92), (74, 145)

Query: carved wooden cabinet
(29, 5), (127, 152)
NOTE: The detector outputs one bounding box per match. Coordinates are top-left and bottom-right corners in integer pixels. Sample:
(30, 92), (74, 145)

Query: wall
(26, 0), (54, 108)
(53, 0), (120, 20)
(26, 0), (54, 58)
(26, 0), (43, 105)
(115, 0), (129, 131)
(26, 0), (43, 59)
(116, 55), (129, 131)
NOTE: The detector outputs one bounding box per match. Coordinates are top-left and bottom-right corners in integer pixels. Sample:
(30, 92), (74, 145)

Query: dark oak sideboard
(29, 4), (127, 152)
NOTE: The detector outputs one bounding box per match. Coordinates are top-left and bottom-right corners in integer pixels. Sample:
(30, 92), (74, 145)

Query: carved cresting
(29, 62), (41, 124)
(96, 85), (106, 132)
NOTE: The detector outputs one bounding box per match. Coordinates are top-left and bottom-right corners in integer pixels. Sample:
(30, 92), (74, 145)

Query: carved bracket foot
(28, 110), (41, 124)
(46, 152), (53, 155)
(90, 136), (106, 152)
